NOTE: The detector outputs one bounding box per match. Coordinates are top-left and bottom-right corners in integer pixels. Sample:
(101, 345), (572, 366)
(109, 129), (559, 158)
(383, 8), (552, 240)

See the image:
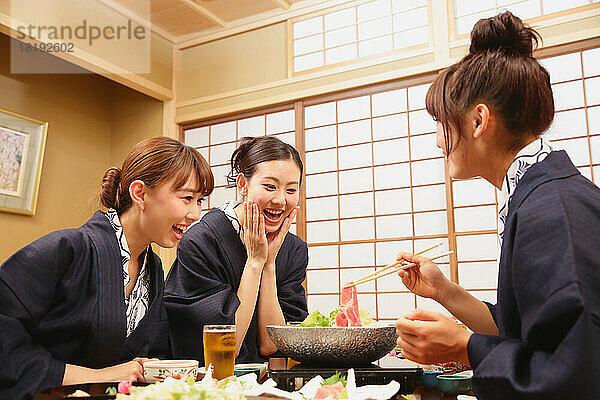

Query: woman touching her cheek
(166, 136), (308, 363)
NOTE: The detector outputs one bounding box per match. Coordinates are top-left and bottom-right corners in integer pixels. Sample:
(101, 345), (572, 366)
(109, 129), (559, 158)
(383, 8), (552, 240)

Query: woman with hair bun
(0, 137), (213, 399)
(166, 135), (308, 363)
(394, 12), (599, 399)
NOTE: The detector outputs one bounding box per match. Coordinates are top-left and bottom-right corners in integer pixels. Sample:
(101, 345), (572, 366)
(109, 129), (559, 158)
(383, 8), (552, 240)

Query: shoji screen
(291, 0), (430, 73)
(452, 0), (600, 36)
(452, 178), (499, 305)
(303, 81), (454, 322)
(541, 48), (600, 184)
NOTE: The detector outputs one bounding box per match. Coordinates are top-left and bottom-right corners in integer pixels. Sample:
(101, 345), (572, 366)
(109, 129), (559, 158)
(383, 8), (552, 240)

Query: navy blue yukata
(467, 151), (600, 399)
(165, 208), (308, 364)
(0, 211), (169, 400)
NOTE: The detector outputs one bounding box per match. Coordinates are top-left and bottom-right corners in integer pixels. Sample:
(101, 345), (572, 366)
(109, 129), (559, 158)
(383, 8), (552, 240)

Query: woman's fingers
(255, 203), (260, 237)
(120, 361), (144, 382)
(240, 201), (268, 265)
(400, 348), (422, 364)
(132, 357), (143, 366)
(284, 206), (300, 233)
(259, 212), (266, 237)
(396, 336), (419, 355)
(395, 316), (419, 336)
(282, 206), (299, 235)
(133, 362), (144, 381)
(405, 308), (440, 322)
(395, 311), (438, 337)
(397, 251), (431, 265)
(398, 268), (416, 289)
(132, 357), (151, 366)
(99, 361), (146, 382)
(289, 206), (299, 224)
(251, 204), (256, 247)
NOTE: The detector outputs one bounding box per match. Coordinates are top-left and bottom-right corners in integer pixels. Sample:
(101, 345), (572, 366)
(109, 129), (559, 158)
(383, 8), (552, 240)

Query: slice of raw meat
(335, 285), (362, 327)
(314, 381), (345, 399)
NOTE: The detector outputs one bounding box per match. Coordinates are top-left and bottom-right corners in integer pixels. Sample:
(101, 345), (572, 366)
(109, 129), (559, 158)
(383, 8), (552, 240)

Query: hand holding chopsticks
(346, 244), (454, 288)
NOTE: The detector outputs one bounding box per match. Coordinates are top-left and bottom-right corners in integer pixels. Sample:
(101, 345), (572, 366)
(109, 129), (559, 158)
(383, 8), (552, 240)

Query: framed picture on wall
(0, 108), (48, 215)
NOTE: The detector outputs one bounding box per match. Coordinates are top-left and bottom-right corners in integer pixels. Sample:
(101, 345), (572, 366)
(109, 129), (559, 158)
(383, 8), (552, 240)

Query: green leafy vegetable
(327, 309), (338, 326)
(298, 311), (329, 327)
(322, 372), (346, 386)
(299, 308), (379, 327)
(359, 309), (376, 326)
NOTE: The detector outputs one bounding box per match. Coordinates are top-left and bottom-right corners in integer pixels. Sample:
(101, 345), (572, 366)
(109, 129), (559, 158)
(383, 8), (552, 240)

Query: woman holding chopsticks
(394, 11), (600, 400)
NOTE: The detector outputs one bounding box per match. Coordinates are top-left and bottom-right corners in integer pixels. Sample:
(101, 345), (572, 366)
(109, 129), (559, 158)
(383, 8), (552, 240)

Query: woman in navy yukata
(166, 136), (308, 363)
(393, 12), (600, 399)
(0, 137), (214, 399)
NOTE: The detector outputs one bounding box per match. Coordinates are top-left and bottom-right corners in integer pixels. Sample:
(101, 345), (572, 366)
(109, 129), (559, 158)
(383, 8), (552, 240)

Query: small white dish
(143, 359), (198, 383)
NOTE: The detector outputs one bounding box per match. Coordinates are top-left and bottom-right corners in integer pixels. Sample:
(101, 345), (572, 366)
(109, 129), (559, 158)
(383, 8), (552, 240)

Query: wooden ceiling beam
(94, 0), (176, 42)
(271, 0), (292, 10)
(178, 0), (228, 27)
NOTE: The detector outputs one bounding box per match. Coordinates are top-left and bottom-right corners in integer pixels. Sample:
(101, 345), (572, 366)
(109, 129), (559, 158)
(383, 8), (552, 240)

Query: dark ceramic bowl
(437, 375), (471, 396)
(421, 370), (443, 389)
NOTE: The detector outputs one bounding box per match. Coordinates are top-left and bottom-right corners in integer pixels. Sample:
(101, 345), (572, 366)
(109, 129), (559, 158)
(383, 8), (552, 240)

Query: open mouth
(263, 208), (284, 223)
(172, 224), (188, 237)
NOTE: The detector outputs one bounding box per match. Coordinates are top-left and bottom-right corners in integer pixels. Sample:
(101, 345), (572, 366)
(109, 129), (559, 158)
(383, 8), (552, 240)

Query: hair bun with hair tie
(469, 11), (539, 57)
(100, 167), (122, 210)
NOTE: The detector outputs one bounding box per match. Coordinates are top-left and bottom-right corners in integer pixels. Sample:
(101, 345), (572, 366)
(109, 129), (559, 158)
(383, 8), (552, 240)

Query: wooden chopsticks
(348, 242), (443, 287)
(345, 244), (453, 288)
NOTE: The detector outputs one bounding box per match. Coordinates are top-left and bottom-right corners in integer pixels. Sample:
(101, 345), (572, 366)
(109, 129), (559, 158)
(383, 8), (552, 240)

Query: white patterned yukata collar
(497, 138), (553, 247)
(105, 208), (150, 337)
(220, 201), (243, 236)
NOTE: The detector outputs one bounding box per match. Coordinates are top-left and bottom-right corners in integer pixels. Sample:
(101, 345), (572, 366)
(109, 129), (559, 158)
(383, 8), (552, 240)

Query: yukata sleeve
(467, 194), (600, 399)
(0, 231), (82, 398)
(165, 226), (241, 361)
(483, 301), (498, 325)
(276, 236), (309, 323)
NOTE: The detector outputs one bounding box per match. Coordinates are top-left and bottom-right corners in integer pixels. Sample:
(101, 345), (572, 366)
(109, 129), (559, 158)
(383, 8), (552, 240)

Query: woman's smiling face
(142, 173), (203, 248)
(239, 159), (301, 233)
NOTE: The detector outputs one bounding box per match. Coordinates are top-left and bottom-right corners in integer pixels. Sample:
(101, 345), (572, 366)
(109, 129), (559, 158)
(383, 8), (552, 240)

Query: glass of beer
(203, 324), (236, 380)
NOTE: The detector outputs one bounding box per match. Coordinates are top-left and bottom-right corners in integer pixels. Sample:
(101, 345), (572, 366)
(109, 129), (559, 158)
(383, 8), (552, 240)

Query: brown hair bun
(100, 167), (121, 209)
(469, 11), (539, 57)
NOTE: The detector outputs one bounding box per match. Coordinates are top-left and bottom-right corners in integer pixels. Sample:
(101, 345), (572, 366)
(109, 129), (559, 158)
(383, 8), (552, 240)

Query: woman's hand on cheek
(265, 206), (300, 268)
(394, 309), (471, 366)
(242, 201), (268, 270)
